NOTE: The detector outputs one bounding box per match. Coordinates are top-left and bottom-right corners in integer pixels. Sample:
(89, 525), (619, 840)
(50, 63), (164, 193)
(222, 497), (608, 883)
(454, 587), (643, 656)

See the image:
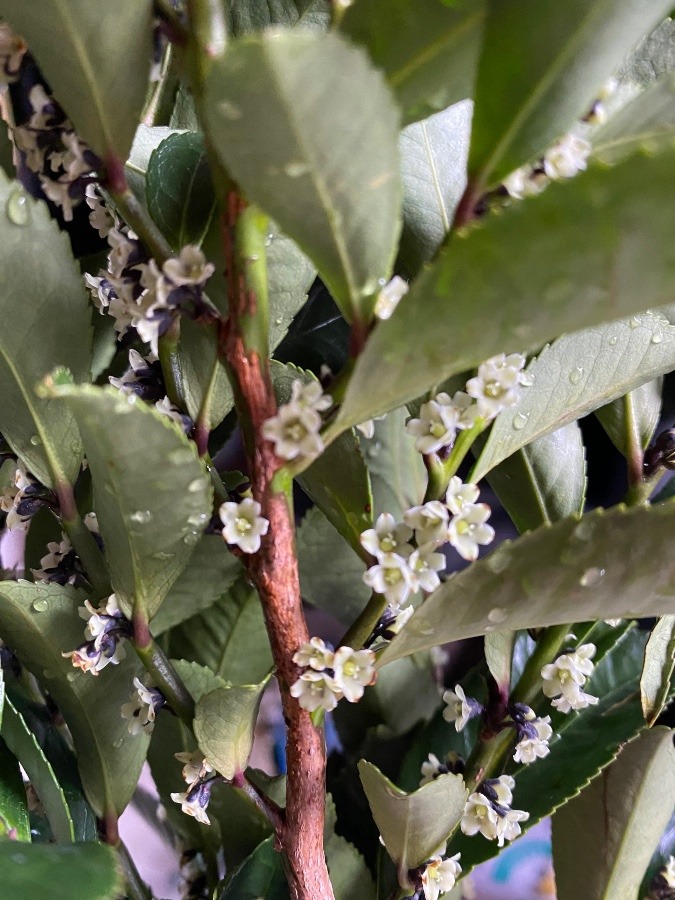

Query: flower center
(384, 568), (402, 585)
(235, 516), (252, 534)
(380, 534), (396, 552)
(430, 421), (447, 437)
(285, 420), (307, 442)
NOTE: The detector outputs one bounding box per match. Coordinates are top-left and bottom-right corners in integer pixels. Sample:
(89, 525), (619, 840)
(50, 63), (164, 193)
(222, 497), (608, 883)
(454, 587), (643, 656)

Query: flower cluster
(290, 638), (376, 713)
(419, 848), (462, 900)
(503, 128), (593, 200)
(406, 353), (527, 455)
(120, 676), (165, 735)
(541, 643), (598, 713)
(442, 685), (483, 732)
(374, 275), (408, 321)
(11, 85), (99, 221)
(31, 512), (100, 586)
(171, 751), (217, 826)
(461, 775), (529, 847)
(509, 704), (552, 764)
(62, 594), (131, 675)
(0, 462), (54, 531)
(262, 379), (332, 462)
(219, 497), (269, 554)
(0, 22), (27, 83)
(109, 348), (192, 432)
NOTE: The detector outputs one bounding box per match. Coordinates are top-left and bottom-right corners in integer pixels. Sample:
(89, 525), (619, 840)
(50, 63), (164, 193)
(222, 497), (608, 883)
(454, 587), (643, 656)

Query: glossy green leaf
(485, 423), (587, 533)
(0, 173), (91, 487)
(0, 739), (30, 841)
(52, 386), (212, 619)
(467, 0), (674, 188)
(0, 0), (153, 160)
(0, 582), (148, 817)
(0, 697), (73, 842)
(150, 536), (242, 636)
(640, 615), (675, 725)
(126, 125), (178, 199)
(217, 835), (289, 899)
(340, 0), (483, 125)
(146, 131), (216, 249)
(178, 319), (232, 430)
(398, 100), (471, 274)
(596, 379), (663, 460)
(204, 30), (401, 322)
(166, 577), (272, 684)
(331, 151), (675, 436)
(360, 408), (425, 520)
(194, 680), (267, 780)
(379, 499), (675, 666)
(472, 305), (675, 483)
(0, 842), (121, 900)
(296, 507), (370, 626)
(552, 728), (675, 900)
(324, 797), (376, 900)
(358, 761), (467, 876)
(484, 631), (515, 692)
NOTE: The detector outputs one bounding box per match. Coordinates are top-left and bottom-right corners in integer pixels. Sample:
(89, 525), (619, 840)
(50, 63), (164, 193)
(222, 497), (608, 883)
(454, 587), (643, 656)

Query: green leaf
(616, 18), (675, 89)
(296, 507), (370, 626)
(398, 101), (472, 274)
(194, 680), (267, 781)
(360, 408), (426, 520)
(52, 386), (212, 619)
(640, 616), (675, 725)
(227, 0), (319, 34)
(331, 150), (675, 436)
(0, 0), (153, 160)
(150, 536), (242, 636)
(0, 842), (121, 900)
(467, 0), (674, 188)
(358, 761), (468, 877)
(216, 835), (289, 899)
(472, 304), (675, 483)
(552, 727), (675, 900)
(485, 423), (587, 533)
(166, 577), (272, 684)
(204, 30), (401, 322)
(0, 173), (91, 487)
(484, 631), (515, 692)
(0, 697), (73, 842)
(379, 499), (675, 666)
(596, 379), (663, 460)
(126, 125), (178, 199)
(0, 739), (30, 841)
(178, 319), (232, 430)
(340, 0), (483, 125)
(0, 582), (148, 817)
(324, 797), (376, 900)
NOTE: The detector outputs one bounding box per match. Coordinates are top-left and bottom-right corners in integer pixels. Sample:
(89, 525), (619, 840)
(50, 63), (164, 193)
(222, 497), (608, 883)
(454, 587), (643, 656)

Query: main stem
(219, 194), (334, 900)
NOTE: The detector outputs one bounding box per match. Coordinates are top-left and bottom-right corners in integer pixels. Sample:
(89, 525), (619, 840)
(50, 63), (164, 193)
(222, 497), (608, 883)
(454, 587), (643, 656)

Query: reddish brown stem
(219, 195), (334, 900)
(451, 179), (482, 230)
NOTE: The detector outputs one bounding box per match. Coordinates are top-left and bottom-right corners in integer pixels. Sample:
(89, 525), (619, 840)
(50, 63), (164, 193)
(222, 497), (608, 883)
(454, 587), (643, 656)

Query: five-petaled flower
(63, 594), (131, 675)
(541, 643), (598, 713)
(442, 685), (482, 732)
(420, 850), (462, 900)
(219, 497), (269, 554)
(120, 676), (165, 735)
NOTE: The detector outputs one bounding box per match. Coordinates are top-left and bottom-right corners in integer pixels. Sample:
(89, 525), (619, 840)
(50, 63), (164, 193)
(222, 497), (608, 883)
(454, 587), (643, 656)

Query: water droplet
(187, 512), (208, 527)
(128, 510), (152, 524)
(519, 371), (535, 387)
(275, 316), (283, 326)
(651, 332), (663, 344)
(170, 449), (194, 465)
(573, 519), (595, 542)
(126, 393), (138, 405)
(6, 187), (30, 226)
(112, 737), (124, 749)
(219, 100), (242, 120)
(629, 315), (642, 329)
(283, 161), (309, 178)
(29, 434), (42, 446)
(187, 478), (204, 493)
(485, 625), (495, 633)
(31, 598), (48, 612)
(487, 607), (507, 624)
(66, 671), (78, 682)
(569, 366), (583, 385)
(580, 566), (605, 588)
(182, 530), (200, 546)
(607, 334), (618, 346)
(486, 551), (509, 574)
(512, 412), (528, 430)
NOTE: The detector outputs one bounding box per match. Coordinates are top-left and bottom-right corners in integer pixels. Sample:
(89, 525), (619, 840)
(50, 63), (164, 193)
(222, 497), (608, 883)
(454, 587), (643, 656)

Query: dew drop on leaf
(128, 510), (152, 524)
(579, 566), (605, 588)
(283, 161), (310, 178)
(485, 551), (509, 574)
(6, 187), (30, 226)
(519, 371), (534, 387)
(568, 366), (583, 384)
(573, 519), (595, 541)
(512, 412), (528, 430)
(487, 607), (507, 624)
(112, 737), (124, 748)
(182, 530), (200, 546)
(651, 332), (663, 344)
(188, 478), (204, 493)
(31, 598), (48, 612)
(29, 434), (42, 446)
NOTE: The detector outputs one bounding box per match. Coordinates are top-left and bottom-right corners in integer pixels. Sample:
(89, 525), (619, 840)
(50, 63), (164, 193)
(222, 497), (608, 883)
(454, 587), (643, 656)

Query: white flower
(162, 245), (214, 287)
(374, 275), (408, 320)
(442, 685), (480, 732)
(293, 637), (334, 671)
(262, 402), (324, 461)
(448, 503), (495, 561)
(171, 786), (211, 826)
(367, 605), (415, 650)
(405, 393), (460, 454)
(513, 717), (552, 764)
(451, 390), (483, 429)
(543, 133), (591, 180)
(289, 379), (332, 414)
(362, 553), (415, 607)
(155, 396), (189, 429)
(465, 353), (526, 420)
(444, 476), (480, 515)
(488, 774), (515, 807)
(62, 638), (126, 675)
(541, 643), (598, 712)
(421, 852), (462, 900)
(175, 751), (214, 786)
(219, 498), (269, 554)
(120, 676), (163, 735)
(290, 670), (341, 712)
(332, 646), (376, 702)
(551, 687), (599, 714)
(495, 808), (529, 847)
(404, 501), (449, 547)
(31, 535), (73, 584)
(662, 856), (675, 888)
(108, 348), (157, 394)
(79, 594), (122, 640)
(356, 420), (375, 438)
(461, 793), (500, 841)
(503, 166), (549, 199)
(408, 545), (446, 593)
(1, 462), (35, 531)
(85, 184), (115, 238)
(359, 513), (413, 560)
(420, 753), (446, 787)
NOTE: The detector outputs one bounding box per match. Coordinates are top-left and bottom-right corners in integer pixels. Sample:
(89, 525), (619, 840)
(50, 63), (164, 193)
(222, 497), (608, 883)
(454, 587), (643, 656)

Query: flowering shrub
(0, 3), (674, 900)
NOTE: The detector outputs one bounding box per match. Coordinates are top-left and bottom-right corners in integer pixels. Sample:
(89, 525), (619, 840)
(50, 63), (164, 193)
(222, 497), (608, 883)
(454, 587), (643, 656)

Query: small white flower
(488, 774), (515, 808)
(513, 716), (552, 764)
(551, 687), (599, 714)
(444, 476), (480, 515)
(1, 462), (35, 531)
(120, 676), (163, 735)
(290, 670), (341, 712)
(174, 751), (214, 786)
(362, 552), (415, 607)
(219, 498), (269, 554)
(503, 166), (549, 200)
(495, 807), (529, 847)
(405, 393), (460, 454)
(109, 348), (157, 394)
(374, 275), (408, 320)
(448, 503), (495, 561)
(31, 535), (73, 584)
(662, 856), (675, 888)
(388, 605), (414, 634)
(543, 133), (591, 180)
(62, 638), (126, 675)
(356, 420), (375, 439)
(465, 353), (526, 420)
(262, 402), (324, 461)
(442, 685), (480, 732)
(162, 245), (214, 287)
(170, 786), (211, 826)
(461, 793), (500, 841)
(332, 646), (376, 702)
(359, 513), (413, 560)
(293, 637), (334, 671)
(451, 390), (483, 429)
(408, 545), (446, 593)
(421, 852), (462, 900)
(289, 379), (332, 414)
(541, 643), (598, 712)
(85, 184), (116, 238)
(154, 396), (189, 429)
(420, 753), (446, 787)
(404, 501), (449, 547)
